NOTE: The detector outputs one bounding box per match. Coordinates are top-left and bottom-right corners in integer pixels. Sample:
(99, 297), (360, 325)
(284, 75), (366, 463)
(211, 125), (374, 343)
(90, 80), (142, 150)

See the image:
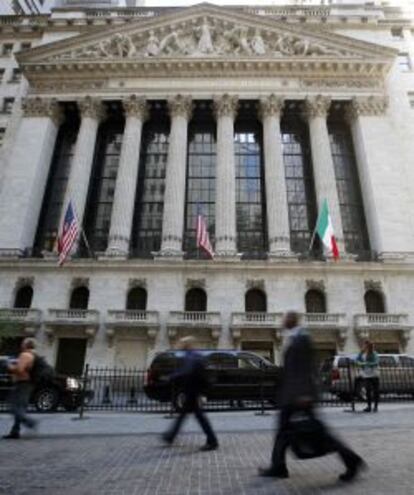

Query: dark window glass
(185, 288), (207, 312)
(282, 112), (317, 254)
(235, 107), (267, 257)
(2, 44), (13, 56)
(245, 289), (267, 312)
(364, 290), (385, 313)
(379, 356), (396, 367)
(126, 287), (147, 310)
(131, 104), (169, 257)
(400, 356), (414, 368)
(83, 115), (124, 253)
(184, 104), (216, 259)
(34, 119), (78, 255)
(69, 286), (89, 310)
(328, 120), (370, 256)
(305, 289), (326, 313)
(207, 353), (237, 369)
(3, 98), (14, 114)
(14, 286), (33, 309)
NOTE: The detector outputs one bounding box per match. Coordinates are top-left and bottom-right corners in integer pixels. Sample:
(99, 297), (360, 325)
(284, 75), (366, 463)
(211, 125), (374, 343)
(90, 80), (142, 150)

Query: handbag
(289, 413), (335, 459)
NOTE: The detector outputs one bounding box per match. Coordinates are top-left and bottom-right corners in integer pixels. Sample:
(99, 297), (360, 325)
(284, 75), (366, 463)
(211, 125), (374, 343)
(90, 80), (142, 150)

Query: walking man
(163, 337), (218, 451)
(259, 311), (365, 482)
(3, 338), (37, 439)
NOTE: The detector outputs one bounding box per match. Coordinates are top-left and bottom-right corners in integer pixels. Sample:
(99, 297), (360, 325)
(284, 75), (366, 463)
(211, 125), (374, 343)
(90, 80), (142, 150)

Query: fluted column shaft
(305, 95), (345, 254)
(0, 97), (62, 254)
(214, 94), (238, 257)
(106, 96), (148, 257)
(260, 95), (291, 255)
(160, 95), (192, 256)
(65, 97), (105, 231)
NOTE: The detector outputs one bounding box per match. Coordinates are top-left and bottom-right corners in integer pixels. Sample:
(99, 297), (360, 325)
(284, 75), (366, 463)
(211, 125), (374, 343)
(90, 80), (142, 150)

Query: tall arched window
(69, 286), (89, 310)
(245, 289), (267, 312)
(328, 111), (370, 257)
(131, 102), (169, 257)
(305, 289), (326, 313)
(185, 288), (207, 312)
(83, 106), (124, 253)
(126, 287), (147, 311)
(14, 286), (33, 309)
(282, 104), (318, 254)
(235, 101), (267, 257)
(364, 290), (385, 313)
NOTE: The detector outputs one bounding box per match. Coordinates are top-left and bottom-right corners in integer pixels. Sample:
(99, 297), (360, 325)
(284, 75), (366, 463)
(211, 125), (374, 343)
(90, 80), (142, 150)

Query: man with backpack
(3, 337), (38, 439)
(162, 336), (218, 451)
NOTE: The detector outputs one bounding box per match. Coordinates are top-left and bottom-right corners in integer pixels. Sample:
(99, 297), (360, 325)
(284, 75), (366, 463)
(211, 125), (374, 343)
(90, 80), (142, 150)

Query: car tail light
(331, 368), (340, 381)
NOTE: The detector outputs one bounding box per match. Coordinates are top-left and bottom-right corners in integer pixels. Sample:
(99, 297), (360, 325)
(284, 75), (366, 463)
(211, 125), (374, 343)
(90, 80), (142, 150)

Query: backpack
(30, 355), (55, 384)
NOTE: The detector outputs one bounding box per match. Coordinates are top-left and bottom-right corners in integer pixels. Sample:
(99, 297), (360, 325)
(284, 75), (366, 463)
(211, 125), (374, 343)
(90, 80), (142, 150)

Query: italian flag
(316, 199), (339, 259)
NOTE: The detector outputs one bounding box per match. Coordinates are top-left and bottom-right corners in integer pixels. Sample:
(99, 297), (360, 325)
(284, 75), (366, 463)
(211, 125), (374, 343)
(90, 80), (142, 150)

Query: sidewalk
(0, 404), (413, 494)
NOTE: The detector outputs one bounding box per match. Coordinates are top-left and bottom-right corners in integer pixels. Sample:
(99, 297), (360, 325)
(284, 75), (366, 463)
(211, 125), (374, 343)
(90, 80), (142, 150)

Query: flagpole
(80, 228), (95, 260)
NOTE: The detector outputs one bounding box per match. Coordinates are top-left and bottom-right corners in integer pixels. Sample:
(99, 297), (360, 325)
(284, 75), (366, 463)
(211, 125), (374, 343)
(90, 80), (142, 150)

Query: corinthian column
(259, 95), (291, 257)
(304, 95), (345, 255)
(214, 94), (238, 257)
(0, 97), (63, 255)
(65, 96), (105, 234)
(346, 96), (389, 255)
(106, 96), (148, 257)
(159, 95), (192, 257)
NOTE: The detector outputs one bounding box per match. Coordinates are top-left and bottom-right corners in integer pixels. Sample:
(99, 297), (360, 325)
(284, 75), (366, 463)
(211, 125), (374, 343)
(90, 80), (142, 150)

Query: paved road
(0, 404), (413, 495)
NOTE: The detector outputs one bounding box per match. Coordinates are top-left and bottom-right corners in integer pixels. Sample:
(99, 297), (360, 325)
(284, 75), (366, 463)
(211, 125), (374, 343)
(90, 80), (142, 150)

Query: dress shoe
(258, 467), (289, 479)
(199, 443), (218, 452)
(2, 432), (20, 440)
(339, 457), (367, 482)
(362, 407), (371, 413)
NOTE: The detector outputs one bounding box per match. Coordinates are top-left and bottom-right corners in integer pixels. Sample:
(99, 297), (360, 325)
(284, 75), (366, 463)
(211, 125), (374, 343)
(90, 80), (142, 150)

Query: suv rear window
(206, 353), (237, 369)
(400, 356), (414, 368)
(379, 356), (397, 367)
(152, 354), (180, 370)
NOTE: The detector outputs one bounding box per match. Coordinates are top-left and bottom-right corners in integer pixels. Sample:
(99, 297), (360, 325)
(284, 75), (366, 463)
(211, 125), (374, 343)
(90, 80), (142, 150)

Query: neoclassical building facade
(0, 2), (413, 373)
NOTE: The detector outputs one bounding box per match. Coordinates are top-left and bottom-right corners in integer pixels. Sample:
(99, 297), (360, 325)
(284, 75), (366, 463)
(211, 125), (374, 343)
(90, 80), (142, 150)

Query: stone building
(0, 1), (413, 375)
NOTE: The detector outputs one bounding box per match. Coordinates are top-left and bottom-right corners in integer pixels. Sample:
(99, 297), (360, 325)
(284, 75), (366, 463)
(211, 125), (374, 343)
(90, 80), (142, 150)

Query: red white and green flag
(315, 199), (339, 259)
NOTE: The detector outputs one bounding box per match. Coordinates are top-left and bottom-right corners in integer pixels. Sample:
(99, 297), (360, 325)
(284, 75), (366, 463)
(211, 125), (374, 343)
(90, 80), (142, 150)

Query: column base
(267, 250), (298, 262)
(104, 249), (129, 260)
(378, 252), (407, 263)
(214, 250), (241, 261)
(153, 249), (185, 260)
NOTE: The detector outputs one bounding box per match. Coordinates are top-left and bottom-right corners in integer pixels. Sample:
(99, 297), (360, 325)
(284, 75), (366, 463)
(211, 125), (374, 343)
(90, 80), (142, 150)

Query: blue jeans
(9, 381), (35, 434)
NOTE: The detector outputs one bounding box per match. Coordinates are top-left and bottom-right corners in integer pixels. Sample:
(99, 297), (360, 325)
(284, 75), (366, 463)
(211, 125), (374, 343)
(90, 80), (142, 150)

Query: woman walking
(356, 340), (380, 412)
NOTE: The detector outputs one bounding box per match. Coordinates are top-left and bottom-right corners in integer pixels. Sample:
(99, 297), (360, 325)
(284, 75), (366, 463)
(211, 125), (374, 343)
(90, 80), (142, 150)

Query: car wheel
(33, 387), (60, 412)
(354, 380), (367, 401)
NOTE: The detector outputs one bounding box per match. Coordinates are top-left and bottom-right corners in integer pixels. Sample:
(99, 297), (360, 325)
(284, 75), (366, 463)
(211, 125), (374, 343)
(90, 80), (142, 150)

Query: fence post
(346, 357), (355, 413)
(77, 363), (89, 420)
(164, 379), (175, 419)
(255, 370), (270, 416)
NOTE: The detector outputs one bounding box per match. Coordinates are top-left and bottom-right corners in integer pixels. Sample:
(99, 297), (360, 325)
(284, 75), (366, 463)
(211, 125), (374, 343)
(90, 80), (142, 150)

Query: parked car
(320, 354), (414, 401)
(0, 356), (92, 412)
(144, 349), (283, 410)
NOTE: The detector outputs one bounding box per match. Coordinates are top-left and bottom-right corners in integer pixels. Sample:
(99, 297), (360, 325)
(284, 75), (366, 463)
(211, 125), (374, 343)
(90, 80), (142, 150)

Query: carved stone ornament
(22, 97), (63, 125)
(259, 94), (284, 120)
(78, 96), (106, 121)
(186, 279), (206, 289)
(364, 280), (382, 292)
(128, 278), (147, 289)
(304, 95), (331, 119)
(123, 95), (149, 120)
(213, 94), (239, 119)
(71, 278), (89, 288)
(348, 95), (389, 118)
(306, 279), (325, 292)
(168, 94), (193, 119)
(49, 17), (351, 62)
(246, 279), (265, 291)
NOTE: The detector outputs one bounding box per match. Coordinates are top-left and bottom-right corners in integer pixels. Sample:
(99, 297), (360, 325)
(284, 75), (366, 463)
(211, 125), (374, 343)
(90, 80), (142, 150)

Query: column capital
(123, 95), (149, 120)
(167, 94), (193, 120)
(304, 95), (331, 119)
(77, 96), (106, 121)
(21, 97), (63, 125)
(259, 94), (284, 120)
(214, 94), (239, 119)
(347, 95), (388, 120)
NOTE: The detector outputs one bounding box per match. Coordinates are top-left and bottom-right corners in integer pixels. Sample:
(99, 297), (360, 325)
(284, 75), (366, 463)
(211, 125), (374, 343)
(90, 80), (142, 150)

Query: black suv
(0, 358), (91, 412)
(144, 350), (282, 409)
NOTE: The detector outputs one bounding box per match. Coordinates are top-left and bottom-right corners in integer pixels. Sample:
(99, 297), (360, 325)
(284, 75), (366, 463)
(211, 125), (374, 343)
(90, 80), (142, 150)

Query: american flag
(58, 200), (79, 266)
(196, 210), (214, 259)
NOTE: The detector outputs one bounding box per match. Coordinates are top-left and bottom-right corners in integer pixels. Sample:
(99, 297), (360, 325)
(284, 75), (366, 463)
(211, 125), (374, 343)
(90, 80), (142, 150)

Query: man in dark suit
(259, 311), (365, 482)
(162, 336), (218, 451)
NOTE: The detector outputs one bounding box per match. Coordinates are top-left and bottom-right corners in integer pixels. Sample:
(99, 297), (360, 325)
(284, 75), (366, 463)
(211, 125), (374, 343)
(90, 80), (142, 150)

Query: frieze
(49, 17), (351, 62)
(31, 80), (106, 93)
(301, 78), (383, 89)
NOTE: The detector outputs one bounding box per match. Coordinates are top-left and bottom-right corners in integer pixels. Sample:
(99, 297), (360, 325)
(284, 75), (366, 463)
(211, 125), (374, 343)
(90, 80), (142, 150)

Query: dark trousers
(271, 404), (360, 471)
(166, 394), (218, 446)
(365, 377), (379, 410)
(9, 381), (35, 434)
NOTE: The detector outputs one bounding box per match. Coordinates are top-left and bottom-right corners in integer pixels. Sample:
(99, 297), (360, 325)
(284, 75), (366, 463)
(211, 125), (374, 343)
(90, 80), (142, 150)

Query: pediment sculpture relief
(51, 17), (350, 61)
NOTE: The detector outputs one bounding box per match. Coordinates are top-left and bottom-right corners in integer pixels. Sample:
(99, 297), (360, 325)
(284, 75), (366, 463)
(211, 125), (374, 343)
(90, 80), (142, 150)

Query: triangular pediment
(17, 3), (396, 82)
